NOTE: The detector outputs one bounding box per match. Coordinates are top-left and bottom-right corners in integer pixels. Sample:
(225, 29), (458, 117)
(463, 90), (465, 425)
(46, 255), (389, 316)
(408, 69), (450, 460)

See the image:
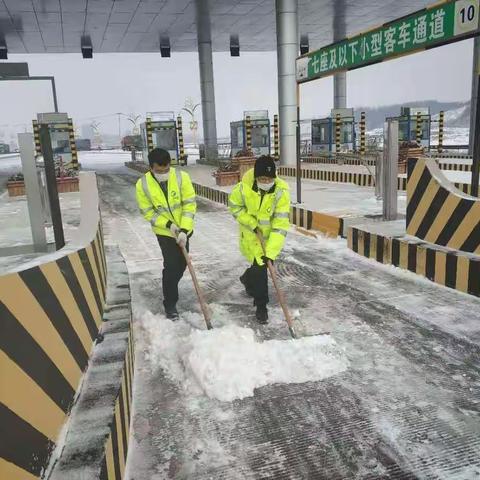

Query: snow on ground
(96, 166), (480, 479)
(142, 310), (348, 402)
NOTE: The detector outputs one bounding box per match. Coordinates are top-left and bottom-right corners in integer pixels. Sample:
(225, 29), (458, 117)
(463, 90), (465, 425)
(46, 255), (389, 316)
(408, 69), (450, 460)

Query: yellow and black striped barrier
(303, 153), (377, 166)
(359, 111), (366, 155)
(245, 115), (252, 151)
(193, 183), (229, 206)
(416, 111), (422, 145)
(407, 157), (480, 255)
(335, 114), (341, 152)
(68, 118), (78, 170)
(177, 116), (185, 164)
(278, 166), (375, 187)
(348, 226), (480, 297)
(99, 327), (135, 480)
(0, 227), (106, 479)
(0, 172), (107, 480)
(438, 110), (444, 154)
(438, 161), (472, 172)
(146, 117), (153, 152)
(32, 120), (42, 157)
(273, 114), (279, 160)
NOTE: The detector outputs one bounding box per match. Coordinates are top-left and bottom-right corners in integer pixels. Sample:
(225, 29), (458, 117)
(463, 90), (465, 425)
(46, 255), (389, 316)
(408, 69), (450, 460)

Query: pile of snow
(142, 310), (348, 402)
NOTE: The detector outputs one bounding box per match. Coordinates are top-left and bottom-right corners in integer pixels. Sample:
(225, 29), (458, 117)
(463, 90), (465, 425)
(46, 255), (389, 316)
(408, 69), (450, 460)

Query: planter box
(7, 176), (79, 197)
(7, 181), (25, 197)
(213, 170), (239, 186)
(232, 156), (256, 178)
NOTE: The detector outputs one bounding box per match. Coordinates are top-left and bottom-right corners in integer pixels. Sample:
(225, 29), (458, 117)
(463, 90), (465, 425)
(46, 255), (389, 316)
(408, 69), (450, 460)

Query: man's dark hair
(148, 148), (171, 167)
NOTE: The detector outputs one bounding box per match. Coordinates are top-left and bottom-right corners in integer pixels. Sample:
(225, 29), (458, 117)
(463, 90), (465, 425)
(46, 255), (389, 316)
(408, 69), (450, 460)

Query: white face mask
(258, 181), (274, 191)
(154, 171), (170, 182)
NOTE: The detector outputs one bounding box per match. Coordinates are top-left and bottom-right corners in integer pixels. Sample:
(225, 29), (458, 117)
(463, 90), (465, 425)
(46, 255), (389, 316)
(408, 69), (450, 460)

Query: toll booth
(311, 108), (355, 153)
(230, 110), (270, 157)
(389, 106), (431, 149)
(32, 112), (78, 169)
(0, 143), (10, 154)
(140, 112), (186, 165)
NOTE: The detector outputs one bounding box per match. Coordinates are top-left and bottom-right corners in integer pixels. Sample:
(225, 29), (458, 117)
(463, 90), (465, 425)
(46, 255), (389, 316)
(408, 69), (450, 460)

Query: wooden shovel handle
(256, 232), (297, 338)
(180, 246), (212, 330)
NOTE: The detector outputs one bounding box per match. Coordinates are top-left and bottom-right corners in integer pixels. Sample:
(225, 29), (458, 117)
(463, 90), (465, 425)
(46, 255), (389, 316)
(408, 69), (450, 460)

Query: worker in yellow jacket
(228, 155), (290, 323)
(136, 148), (196, 319)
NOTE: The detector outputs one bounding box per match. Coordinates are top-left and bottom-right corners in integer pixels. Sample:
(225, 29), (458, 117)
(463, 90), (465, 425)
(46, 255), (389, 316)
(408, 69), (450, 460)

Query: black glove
(262, 256), (273, 265)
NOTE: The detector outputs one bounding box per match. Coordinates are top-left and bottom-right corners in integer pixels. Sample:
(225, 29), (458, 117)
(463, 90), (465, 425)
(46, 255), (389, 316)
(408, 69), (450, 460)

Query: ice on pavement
(142, 309), (348, 402)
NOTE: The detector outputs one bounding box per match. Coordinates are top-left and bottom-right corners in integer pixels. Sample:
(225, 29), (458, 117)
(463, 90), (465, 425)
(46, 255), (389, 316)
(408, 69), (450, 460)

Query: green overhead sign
(296, 0), (480, 83)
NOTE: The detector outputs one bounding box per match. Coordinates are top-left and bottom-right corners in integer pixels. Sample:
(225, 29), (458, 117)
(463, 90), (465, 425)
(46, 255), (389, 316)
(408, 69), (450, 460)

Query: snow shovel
(180, 245), (213, 330)
(256, 232), (297, 339)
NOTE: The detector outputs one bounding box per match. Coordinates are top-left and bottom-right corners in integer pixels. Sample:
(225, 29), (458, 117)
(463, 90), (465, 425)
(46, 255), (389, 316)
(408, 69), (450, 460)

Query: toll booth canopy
(390, 106), (431, 148)
(311, 108), (355, 153)
(230, 110), (270, 157)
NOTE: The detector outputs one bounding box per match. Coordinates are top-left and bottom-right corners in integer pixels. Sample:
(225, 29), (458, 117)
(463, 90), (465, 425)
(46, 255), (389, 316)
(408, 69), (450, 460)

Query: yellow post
(177, 115), (185, 164)
(416, 111), (423, 145)
(438, 110), (444, 153)
(335, 113), (341, 152)
(32, 120), (42, 157)
(68, 118), (78, 170)
(273, 114), (279, 160)
(146, 117), (153, 152)
(245, 115), (252, 152)
(360, 111), (366, 155)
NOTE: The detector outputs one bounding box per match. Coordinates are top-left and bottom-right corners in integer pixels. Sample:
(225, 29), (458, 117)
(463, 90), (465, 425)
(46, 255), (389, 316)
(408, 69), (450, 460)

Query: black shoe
(240, 273), (254, 297)
(165, 305), (179, 320)
(255, 305), (268, 324)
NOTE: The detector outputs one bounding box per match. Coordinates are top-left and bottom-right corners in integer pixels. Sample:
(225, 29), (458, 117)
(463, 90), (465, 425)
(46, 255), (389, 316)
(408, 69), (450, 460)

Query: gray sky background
(0, 38), (474, 141)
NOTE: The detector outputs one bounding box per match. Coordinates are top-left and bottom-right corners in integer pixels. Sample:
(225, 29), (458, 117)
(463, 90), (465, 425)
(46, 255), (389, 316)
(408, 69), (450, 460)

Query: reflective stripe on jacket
(228, 168), (290, 265)
(135, 168), (196, 237)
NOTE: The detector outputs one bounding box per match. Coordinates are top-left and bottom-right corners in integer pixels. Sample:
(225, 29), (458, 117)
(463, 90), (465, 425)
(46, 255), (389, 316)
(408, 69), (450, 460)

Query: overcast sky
(0, 38), (474, 141)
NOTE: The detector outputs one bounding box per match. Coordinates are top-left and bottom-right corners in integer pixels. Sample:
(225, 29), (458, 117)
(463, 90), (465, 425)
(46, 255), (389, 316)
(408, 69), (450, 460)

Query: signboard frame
(296, 0), (480, 83)
(295, 0), (480, 195)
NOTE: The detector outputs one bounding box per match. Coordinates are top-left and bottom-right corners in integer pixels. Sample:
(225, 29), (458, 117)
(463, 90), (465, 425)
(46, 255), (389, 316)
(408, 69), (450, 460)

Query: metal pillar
(333, 0), (347, 109)
(469, 36), (480, 155)
(471, 37), (480, 196)
(18, 133), (48, 252)
(382, 120), (399, 221)
(196, 0), (218, 161)
(296, 105), (301, 203)
(275, 0), (298, 166)
(334, 73), (347, 109)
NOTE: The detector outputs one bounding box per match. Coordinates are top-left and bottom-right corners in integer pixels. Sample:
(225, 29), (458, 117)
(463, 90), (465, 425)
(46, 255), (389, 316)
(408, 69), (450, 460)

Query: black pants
(242, 260), (269, 307)
(156, 235), (189, 309)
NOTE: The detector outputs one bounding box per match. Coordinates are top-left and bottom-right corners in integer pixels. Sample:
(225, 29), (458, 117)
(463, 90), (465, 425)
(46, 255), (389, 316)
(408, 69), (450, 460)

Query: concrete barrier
(0, 172), (107, 479)
(49, 246), (134, 480)
(407, 157), (480, 255)
(348, 226), (480, 297)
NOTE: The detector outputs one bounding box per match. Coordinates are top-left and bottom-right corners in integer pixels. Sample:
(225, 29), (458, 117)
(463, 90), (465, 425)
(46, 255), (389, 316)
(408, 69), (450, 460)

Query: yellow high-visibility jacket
(228, 168), (290, 265)
(135, 168), (196, 237)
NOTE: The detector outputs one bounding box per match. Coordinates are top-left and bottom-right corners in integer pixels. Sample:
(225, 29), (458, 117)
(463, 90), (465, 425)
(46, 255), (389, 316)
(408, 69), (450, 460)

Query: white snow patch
(142, 310), (348, 402)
